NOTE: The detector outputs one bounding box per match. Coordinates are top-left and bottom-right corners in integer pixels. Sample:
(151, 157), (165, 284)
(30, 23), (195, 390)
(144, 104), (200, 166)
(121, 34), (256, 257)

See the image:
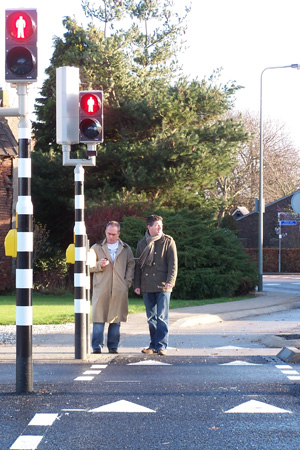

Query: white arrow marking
(89, 400), (155, 413)
(29, 413), (58, 426)
(225, 400), (292, 414)
(127, 360), (172, 366)
(220, 361), (261, 366)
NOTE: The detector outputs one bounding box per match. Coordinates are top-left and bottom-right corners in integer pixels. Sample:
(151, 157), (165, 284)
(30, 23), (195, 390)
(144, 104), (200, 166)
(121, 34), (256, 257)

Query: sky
(2, 0), (300, 146)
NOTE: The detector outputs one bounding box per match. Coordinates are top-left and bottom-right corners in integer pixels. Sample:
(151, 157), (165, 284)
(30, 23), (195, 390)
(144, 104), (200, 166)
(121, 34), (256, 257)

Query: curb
(277, 347), (300, 363)
(171, 302), (300, 329)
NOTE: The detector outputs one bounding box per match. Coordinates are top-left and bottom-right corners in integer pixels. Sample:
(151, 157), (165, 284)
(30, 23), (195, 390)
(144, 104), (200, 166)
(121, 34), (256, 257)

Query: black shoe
(92, 349), (101, 354)
(109, 348), (118, 354)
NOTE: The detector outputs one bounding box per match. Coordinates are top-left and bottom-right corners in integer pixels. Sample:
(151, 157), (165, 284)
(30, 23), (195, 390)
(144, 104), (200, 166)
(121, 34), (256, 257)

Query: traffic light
(79, 91), (103, 143)
(5, 9), (38, 83)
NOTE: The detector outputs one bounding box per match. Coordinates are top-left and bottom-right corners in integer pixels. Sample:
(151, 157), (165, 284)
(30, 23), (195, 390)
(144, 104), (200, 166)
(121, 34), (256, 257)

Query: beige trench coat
(90, 238), (135, 323)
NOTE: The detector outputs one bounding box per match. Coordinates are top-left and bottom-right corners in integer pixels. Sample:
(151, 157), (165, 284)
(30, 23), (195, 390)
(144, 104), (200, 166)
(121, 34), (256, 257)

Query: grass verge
(0, 293), (253, 326)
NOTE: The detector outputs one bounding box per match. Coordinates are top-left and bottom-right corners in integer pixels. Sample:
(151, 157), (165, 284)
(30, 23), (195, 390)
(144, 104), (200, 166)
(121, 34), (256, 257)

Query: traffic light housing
(79, 91), (103, 143)
(5, 9), (38, 83)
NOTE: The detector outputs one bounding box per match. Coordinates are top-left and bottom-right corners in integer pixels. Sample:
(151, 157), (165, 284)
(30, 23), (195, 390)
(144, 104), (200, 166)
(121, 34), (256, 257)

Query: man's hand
(100, 258), (109, 268)
(134, 288), (141, 295)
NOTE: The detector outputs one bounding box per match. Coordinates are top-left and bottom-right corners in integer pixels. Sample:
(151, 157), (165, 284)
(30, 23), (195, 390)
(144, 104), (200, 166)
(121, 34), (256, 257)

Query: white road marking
(28, 413), (58, 426)
(287, 376), (300, 381)
(62, 409), (87, 412)
(225, 400), (292, 414)
(90, 364), (107, 369)
(89, 400), (155, 413)
(281, 370), (299, 375)
(10, 435), (43, 449)
(220, 361), (261, 366)
(74, 376), (94, 381)
(276, 365), (292, 369)
(83, 370), (101, 375)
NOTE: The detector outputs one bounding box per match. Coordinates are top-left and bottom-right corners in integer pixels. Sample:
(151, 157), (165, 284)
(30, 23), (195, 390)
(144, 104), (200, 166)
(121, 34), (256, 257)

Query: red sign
(6, 11), (36, 41)
(80, 93), (101, 114)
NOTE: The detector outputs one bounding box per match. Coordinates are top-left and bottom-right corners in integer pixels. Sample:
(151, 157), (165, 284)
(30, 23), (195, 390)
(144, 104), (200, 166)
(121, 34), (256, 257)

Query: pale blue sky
(2, 0), (300, 146)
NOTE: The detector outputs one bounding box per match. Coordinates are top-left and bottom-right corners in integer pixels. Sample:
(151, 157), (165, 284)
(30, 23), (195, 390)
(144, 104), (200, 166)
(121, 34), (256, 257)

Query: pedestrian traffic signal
(5, 9), (38, 83)
(79, 91), (103, 143)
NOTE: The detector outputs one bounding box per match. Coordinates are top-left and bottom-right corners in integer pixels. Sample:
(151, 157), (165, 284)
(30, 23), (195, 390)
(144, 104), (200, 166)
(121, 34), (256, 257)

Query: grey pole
(258, 64), (300, 292)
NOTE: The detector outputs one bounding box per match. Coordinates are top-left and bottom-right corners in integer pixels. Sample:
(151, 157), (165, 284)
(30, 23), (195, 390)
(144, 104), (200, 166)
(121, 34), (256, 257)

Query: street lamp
(258, 64), (300, 292)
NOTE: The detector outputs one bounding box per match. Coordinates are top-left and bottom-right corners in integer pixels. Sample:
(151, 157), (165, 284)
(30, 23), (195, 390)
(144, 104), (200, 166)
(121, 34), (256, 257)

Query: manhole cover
(276, 334), (300, 340)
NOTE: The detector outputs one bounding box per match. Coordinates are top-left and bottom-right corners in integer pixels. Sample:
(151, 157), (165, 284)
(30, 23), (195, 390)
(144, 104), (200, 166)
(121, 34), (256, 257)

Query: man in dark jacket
(134, 215), (178, 356)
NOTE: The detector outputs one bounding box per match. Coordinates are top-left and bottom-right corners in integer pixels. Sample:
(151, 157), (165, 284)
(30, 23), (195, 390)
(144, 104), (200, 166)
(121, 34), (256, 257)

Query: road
(2, 275), (300, 450)
(263, 274), (300, 293)
(2, 356), (300, 450)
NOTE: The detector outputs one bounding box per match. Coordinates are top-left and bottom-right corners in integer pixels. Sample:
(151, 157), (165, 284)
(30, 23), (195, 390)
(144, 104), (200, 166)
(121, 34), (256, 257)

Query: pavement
(1, 290), (300, 363)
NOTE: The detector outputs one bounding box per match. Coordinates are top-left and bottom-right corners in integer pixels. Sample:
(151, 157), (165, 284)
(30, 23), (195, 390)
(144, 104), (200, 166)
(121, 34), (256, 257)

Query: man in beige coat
(90, 221), (135, 354)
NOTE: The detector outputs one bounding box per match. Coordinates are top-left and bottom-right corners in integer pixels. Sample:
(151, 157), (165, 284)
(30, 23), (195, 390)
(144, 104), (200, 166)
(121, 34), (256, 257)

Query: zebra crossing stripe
(10, 435), (43, 449)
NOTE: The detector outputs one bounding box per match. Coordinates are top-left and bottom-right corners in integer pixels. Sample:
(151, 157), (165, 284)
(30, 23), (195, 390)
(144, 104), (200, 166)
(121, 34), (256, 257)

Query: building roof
(236, 192), (297, 221)
(232, 206), (249, 218)
(0, 120), (18, 157)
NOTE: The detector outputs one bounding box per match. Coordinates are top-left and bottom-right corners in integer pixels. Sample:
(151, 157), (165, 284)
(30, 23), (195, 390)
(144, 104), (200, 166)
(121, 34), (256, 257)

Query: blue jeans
(143, 292), (171, 351)
(92, 322), (120, 351)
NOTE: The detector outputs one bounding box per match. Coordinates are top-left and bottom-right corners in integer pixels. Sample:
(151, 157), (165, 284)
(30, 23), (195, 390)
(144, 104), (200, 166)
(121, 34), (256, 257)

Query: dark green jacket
(134, 233), (178, 293)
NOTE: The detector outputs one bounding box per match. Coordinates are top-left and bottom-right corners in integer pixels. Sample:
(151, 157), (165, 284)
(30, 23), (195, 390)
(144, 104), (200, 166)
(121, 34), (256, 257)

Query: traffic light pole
(0, 84), (34, 392)
(56, 67), (100, 359)
(16, 83), (33, 393)
(74, 164), (88, 359)
(63, 146), (96, 359)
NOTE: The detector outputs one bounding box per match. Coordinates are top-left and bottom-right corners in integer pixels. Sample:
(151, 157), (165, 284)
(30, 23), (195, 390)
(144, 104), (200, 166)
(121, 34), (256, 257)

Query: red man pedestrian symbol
(16, 15), (26, 39)
(87, 96), (95, 113)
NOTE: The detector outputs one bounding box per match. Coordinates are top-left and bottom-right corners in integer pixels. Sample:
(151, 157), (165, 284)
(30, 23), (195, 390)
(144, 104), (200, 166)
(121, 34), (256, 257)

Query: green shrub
(120, 209), (258, 299)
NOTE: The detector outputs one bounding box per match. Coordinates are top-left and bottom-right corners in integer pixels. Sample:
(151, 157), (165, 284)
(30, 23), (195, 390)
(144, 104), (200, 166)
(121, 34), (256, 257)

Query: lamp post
(258, 64), (300, 292)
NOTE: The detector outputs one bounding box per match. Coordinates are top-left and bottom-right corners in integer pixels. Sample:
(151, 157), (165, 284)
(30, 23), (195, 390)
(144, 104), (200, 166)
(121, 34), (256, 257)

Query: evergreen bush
(120, 209), (258, 299)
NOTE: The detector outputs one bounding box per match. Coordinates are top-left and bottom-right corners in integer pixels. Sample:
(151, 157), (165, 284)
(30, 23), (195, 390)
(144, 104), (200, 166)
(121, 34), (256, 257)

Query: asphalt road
(263, 274), (300, 293)
(2, 355), (300, 450)
(2, 276), (300, 450)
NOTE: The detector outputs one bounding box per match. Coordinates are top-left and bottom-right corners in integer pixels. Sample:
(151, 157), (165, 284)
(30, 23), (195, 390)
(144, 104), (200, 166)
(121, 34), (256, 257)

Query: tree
(32, 2), (249, 247)
(212, 111), (300, 222)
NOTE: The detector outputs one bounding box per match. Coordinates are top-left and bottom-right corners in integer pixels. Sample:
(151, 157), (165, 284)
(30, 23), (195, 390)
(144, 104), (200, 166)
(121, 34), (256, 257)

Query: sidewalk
(1, 291), (300, 362)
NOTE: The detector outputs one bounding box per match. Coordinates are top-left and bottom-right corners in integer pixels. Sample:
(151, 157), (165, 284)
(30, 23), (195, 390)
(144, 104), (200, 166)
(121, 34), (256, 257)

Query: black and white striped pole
(74, 164), (87, 359)
(16, 83), (33, 393)
(86, 238), (91, 354)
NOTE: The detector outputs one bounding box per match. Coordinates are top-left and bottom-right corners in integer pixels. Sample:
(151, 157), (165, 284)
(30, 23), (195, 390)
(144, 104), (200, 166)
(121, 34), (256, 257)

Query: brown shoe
(142, 348), (156, 354)
(157, 349), (167, 356)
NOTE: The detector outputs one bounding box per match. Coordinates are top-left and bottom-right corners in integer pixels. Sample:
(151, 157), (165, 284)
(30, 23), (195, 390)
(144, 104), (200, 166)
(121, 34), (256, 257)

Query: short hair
(106, 221), (120, 231)
(146, 215), (163, 227)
